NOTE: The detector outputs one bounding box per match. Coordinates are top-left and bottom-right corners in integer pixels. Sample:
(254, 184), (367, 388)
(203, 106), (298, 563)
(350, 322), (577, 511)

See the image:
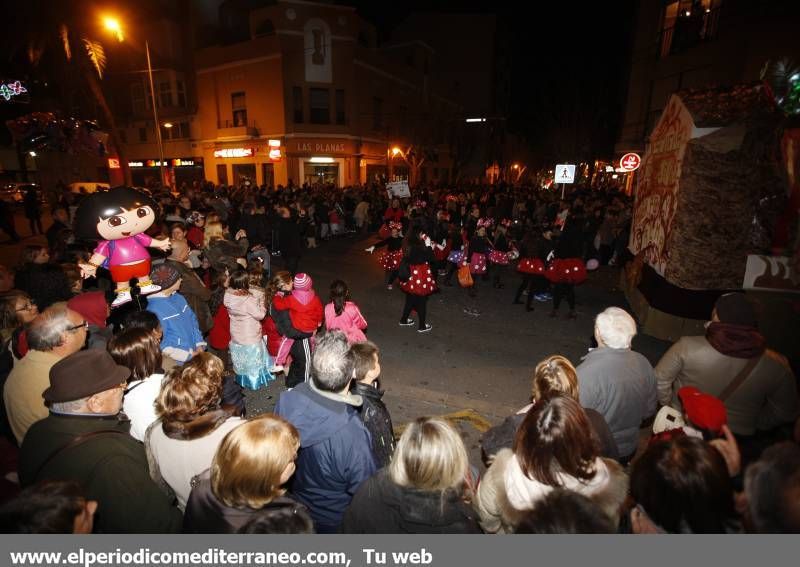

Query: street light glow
(512, 164), (519, 169)
(163, 122), (173, 128)
(465, 118), (486, 123)
(103, 16), (124, 42)
(391, 147), (402, 156)
(28, 151), (37, 157)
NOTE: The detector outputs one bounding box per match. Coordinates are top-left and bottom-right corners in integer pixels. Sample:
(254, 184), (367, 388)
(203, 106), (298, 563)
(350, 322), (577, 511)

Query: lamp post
(103, 17), (167, 188)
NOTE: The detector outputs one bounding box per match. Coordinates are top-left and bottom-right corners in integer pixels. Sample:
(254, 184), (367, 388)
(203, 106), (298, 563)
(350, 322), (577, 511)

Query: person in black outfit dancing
(513, 228), (553, 312)
(550, 218), (584, 319)
(398, 229), (437, 333)
(365, 221), (404, 290)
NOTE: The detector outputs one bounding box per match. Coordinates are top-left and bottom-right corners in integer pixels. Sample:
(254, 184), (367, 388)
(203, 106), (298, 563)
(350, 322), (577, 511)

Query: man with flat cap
(18, 350), (182, 533)
(656, 292), (797, 443)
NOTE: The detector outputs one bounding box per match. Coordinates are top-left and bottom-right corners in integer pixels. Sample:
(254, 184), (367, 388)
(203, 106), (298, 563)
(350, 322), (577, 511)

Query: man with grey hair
(3, 302), (88, 444)
(275, 331), (376, 533)
(576, 307), (657, 462)
(19, 349), (182, 533)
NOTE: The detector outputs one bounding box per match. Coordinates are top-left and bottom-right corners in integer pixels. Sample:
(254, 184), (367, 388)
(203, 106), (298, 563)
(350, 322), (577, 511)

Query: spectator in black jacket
(341, 417), (481, 534)
(277, 208), (303, 275)
(349, 341), (395, 468)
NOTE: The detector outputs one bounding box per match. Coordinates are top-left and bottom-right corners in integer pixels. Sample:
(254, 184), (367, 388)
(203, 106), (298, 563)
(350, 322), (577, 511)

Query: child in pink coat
(324, 279), (368, 344)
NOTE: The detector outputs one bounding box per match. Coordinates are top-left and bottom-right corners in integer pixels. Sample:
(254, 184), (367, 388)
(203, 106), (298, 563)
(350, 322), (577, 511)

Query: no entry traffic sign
(619, 153), (641, 171)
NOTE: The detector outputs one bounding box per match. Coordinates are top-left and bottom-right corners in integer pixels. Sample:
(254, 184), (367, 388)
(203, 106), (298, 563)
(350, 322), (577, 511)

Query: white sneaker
(111, 290), (133, 308)
(269, 365), (285, 374)
(418, 324), (433, 333)
(138, 283), (162, 295)
(399, 319), (415, 327)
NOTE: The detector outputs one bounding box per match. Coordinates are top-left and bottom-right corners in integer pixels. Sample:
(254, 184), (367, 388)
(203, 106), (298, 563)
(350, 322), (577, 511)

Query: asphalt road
(0, 212), (670, 467)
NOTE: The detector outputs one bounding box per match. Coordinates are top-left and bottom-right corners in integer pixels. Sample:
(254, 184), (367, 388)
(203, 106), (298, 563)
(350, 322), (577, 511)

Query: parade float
(623, 82), (800, 360)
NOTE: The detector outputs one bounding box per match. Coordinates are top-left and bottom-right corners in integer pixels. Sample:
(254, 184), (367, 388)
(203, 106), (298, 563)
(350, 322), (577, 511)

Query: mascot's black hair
(74, 187), (160, 240)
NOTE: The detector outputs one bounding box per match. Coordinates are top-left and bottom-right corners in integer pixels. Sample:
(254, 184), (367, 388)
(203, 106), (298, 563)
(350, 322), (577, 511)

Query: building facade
(188, 0), (461, 188)
(616, 0), (800, 155)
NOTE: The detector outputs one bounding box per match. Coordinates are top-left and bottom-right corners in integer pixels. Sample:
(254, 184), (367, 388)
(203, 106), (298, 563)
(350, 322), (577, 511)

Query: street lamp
(162, 122), (173, 129)
(103, 15), (167, 188)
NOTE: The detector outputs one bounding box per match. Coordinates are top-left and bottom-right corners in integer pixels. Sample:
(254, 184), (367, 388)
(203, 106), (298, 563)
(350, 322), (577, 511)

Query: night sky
(351, 0), (638, 164)
(1, 0), (638, 163)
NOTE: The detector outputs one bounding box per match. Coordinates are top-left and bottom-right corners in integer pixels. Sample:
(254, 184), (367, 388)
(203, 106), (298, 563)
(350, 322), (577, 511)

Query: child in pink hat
(269, 273), (324, 374)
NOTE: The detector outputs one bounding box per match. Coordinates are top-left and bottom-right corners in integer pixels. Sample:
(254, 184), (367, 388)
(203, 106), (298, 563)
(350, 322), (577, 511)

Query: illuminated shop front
(128, 157), (204, 188)
(204, 142), (286, 188)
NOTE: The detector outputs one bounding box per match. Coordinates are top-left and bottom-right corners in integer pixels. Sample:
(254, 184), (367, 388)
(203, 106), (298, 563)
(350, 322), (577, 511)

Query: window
(231, 92), (247, 126)
(161, 121), (190, 140)
(312, 28), (326, 65)
(372, 97), (383, 131)
(131, 82), (145, 113)
(159, 81), (172, 107)
(293, 86), (303, 123)
(309, 88), (330, 124)
(176, 80), (186, 107)
(255, 18), (275, 37)
(660, 0), (723, 57)
(217, 164), (228, 185)
(138, 127), (147, 142)
(335, 89), (345, 125)
(177, 121), (190, 139)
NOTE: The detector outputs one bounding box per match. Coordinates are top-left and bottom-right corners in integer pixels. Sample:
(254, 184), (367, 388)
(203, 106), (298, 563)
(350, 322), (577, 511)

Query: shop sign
(129, 157), (202, 168)
(619, 153), (641, 171)
(295, 142), (346, 153)
(268, 139), (282, 161)
(108, 158), (121, 169)
(214, 148), (254, 158)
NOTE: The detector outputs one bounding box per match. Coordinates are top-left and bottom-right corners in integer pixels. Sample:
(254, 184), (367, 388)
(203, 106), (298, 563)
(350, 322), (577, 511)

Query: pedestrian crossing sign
(555, 164), (575, 184)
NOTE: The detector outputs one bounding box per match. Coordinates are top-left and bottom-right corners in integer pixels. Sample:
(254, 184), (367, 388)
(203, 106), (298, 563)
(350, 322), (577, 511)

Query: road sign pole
(561, 183), (565, 200)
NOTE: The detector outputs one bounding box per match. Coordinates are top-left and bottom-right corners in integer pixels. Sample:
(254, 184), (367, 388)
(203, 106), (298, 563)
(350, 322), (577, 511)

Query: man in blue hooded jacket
(275, 331), (376, 533)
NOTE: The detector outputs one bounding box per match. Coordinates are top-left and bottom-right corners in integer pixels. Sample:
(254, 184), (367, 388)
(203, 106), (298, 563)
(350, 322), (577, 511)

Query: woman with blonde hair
(183, 414), (309, 533)
(481, 355), (617, 464)
(474, 394), (628, 534)
(145, 352), (245, 510)
(202, 220), (249, 274)
(341, 417), (481, 533)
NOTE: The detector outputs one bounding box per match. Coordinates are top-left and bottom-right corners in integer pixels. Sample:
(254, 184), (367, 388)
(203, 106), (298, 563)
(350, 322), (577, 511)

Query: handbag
(458, 264), (473, 287)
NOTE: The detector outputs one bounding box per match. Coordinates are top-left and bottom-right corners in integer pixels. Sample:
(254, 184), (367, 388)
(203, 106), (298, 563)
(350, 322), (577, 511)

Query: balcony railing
(217, 119), (259, 137)
(659, 7), (721, 58)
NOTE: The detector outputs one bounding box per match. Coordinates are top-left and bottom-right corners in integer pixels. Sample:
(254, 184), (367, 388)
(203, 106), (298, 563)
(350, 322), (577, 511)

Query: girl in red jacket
(269, 273), (323, 374)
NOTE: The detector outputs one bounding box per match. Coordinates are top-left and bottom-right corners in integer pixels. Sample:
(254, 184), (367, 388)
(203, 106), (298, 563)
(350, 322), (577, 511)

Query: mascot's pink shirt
(94, 233), (153, 266)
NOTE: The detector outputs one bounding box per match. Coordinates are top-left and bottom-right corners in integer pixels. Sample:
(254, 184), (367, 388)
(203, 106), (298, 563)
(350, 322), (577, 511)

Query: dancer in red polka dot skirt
(398, 229), (437, 333)
(365, 221), (404, 290)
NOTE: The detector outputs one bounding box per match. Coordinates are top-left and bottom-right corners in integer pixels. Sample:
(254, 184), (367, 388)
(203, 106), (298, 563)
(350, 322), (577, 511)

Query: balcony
(217, 119), (259, 138)
(659, 7), (721, 58)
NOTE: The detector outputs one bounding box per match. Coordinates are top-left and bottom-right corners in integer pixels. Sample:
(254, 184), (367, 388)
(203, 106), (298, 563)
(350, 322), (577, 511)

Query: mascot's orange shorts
(109, 259), (151, 283)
